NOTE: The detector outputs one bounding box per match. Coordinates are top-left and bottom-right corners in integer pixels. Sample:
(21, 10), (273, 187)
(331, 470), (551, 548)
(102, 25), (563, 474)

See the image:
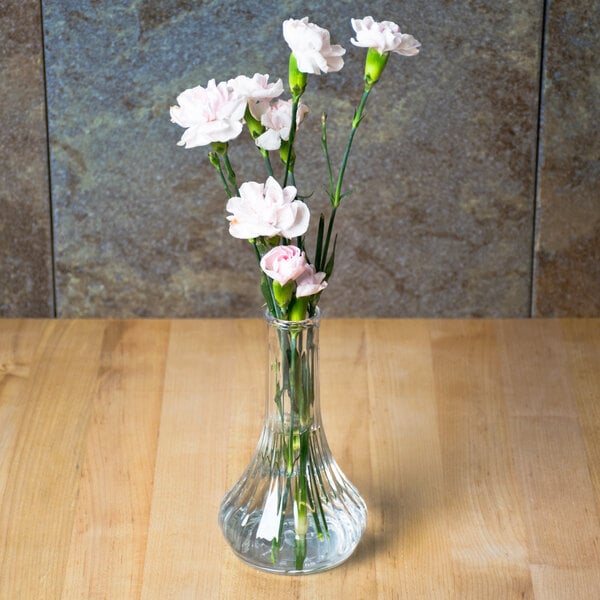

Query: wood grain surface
(0, 319), (599, 599)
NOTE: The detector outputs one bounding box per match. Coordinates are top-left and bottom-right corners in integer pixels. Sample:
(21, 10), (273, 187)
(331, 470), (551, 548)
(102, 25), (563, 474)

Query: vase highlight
(218, 310), (367, 574)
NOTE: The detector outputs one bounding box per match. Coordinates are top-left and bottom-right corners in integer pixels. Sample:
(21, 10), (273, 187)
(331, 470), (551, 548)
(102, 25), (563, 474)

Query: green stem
(282, 97), (300, 189)
(287, 334), (299, 474)
(222, 151), (240, 196)
(208, 153), (233, 198)
(309, 441), (330, 537)
(295, 429), (310, 570)
(271, 476), (291, 563)
(261, 149), (274, 178)
(332, 87), (372, 208)
(317, 87), (372, 273)
(273, 320), (320, 571)
(320, 114), (334, 200)
(295, 534), (306, 571)
(289, 332), (310, 570)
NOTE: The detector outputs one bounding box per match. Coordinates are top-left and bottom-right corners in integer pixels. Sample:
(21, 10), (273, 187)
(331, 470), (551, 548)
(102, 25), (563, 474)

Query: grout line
(38, 0), (58, 318)
(529, 0), (551, 318)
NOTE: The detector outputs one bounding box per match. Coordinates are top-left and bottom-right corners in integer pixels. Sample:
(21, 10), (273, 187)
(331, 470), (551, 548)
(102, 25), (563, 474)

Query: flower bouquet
(171, 16), (420, 574)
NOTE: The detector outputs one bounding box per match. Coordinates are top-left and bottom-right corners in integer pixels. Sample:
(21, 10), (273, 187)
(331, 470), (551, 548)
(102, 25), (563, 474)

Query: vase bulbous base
(218, 438), (367, 575)
(221, 512), (364, 575)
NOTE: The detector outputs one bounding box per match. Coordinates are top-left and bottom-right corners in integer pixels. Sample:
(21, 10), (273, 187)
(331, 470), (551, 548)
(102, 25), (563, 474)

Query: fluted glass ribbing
(218, 310), (367, 574)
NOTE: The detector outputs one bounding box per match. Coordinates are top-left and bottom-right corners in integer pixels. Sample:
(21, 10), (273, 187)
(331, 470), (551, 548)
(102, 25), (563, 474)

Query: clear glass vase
(218, 309), (367, 574)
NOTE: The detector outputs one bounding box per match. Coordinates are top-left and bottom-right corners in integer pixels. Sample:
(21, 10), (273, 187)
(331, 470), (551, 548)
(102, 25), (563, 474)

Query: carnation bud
(208, 152), (221, 169)
(244, 106), (265, 140)
(273, 280), (294, 309)
(364, 48), (389, 88)
(210, 141), (228, 155)
(288, 54), (308, 98)
(288, 296), (308, 322)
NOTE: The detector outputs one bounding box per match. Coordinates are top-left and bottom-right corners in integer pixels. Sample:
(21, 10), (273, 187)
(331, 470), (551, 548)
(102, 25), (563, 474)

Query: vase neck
(264, 312), (321, 431)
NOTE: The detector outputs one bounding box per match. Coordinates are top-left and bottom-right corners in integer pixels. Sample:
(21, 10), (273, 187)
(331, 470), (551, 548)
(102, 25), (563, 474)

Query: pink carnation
(227, 73), (284, 119)
(283, 17), (345, 74)
(351, 17), (420, 56)
(170, 79), (246, 148)
(256, 99), (309, 151)
(226, 176), (310, 240)
(296, 265), (328, 298)
(260, 246), (308, 286)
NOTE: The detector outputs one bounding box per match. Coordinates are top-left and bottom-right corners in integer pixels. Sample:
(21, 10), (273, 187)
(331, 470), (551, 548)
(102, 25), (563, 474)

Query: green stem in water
(295, 428), (310, 570)
(295, 534), (307, 571)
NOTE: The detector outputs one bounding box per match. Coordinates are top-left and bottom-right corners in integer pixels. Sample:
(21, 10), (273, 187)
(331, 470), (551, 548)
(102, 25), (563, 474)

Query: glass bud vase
(218, 309), (367, 574)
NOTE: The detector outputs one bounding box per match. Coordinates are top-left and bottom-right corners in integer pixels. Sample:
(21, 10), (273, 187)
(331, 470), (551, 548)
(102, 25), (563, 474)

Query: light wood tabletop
(0, 319), (599, 599)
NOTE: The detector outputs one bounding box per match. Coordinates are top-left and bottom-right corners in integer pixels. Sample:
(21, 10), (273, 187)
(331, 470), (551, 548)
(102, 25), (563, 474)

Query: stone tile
(532, 0), (600, 317)
(0, 1), (53, 317)
(44, 0), (542, 317)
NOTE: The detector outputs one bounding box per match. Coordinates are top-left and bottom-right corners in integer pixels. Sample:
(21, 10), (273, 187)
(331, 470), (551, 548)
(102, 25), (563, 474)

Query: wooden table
(1, 319), (599, 598)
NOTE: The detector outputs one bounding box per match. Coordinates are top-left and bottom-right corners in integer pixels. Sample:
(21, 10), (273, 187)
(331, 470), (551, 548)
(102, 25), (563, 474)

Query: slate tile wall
(1, 0), (598, 317)
(532, 0), (600, 317)
(0, 0), (53, 317)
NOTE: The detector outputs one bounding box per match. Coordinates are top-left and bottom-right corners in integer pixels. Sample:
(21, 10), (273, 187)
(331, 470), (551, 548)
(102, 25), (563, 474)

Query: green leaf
(338, 190), (353, 203)
(324, 235), (337, 279)
(260, 272), (277, 317)
(314, 213), (325, 271)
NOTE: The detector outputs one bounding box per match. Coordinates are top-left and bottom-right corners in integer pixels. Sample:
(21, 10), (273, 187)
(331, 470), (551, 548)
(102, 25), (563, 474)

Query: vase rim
(264, 307), (321, 329)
